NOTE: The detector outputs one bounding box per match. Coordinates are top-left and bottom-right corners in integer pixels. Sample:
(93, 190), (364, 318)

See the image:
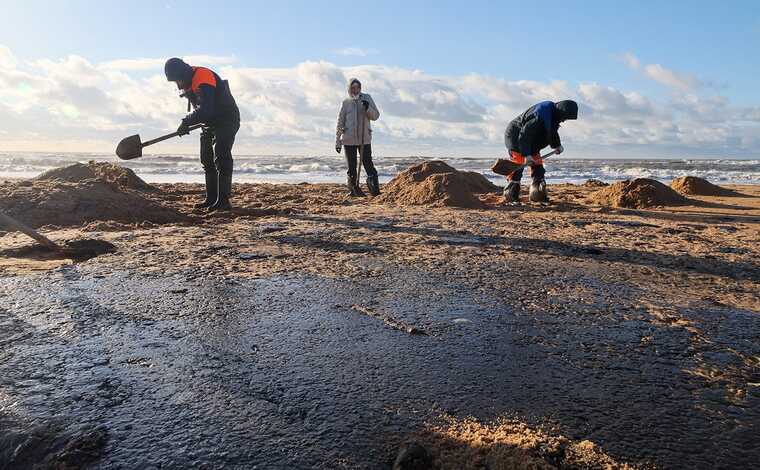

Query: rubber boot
(529, 179), (548, 203)
(367, 175), (381, 196)
(194, 171), (218, 209)
(208, 171), (233, 212)
(347, 176), (365, 197)
(504, 181), (521, 204)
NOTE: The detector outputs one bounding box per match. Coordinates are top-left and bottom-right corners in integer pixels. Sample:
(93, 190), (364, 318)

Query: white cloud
(0, 45), (17, 69)
(623, 52), (700, 91)
(642, 63), (699, 92)
(621, 53), (640, 70)
(0, 45), (757, 157)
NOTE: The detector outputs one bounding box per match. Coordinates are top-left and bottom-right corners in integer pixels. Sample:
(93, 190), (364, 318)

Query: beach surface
(0, 171), (758, 469)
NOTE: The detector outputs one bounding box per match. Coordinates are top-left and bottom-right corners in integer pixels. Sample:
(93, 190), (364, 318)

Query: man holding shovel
(336, 78), (381, 197)
(165, 58), (240, 212)
(500, 100), (578, 204)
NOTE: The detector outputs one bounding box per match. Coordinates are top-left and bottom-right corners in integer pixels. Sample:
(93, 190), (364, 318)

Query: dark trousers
(200, 120), (240, 179)
(344, 144), (378, 179)
(509, 165), (545, 183)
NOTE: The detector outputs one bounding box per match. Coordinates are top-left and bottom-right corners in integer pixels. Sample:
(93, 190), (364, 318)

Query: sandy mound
(35, 161), (153, 191)
(670, 176), (736, 197)
(589, 178), (687, 209)
(0, 179), (187, 229)
(378, 161), (499, 209)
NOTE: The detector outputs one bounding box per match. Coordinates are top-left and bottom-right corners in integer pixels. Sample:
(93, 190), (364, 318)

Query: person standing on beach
(336, 78), (381, 196)
(165, 58), (241, 212)
(502, 100), (578, 204)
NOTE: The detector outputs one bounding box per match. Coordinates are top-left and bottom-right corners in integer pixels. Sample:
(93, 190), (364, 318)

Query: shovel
(115, 124), (203, 160)
(0, 211), (63, 252)
(491, 148), (560, 176)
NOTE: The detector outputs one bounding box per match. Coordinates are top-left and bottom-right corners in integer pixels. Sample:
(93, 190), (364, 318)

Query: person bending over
(503, 100), (578, 204)
(165, 57), (241, 212)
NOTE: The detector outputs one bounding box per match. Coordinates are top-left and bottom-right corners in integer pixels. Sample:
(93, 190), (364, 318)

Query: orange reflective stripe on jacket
(191, 67), (217, 93)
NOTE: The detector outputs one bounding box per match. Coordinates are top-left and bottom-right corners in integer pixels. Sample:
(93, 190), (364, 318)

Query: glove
(177, 119), (190, 137)
(335, 143), (342, 154)
(555, 145), (564, 155)
(361, 100), (369, 111)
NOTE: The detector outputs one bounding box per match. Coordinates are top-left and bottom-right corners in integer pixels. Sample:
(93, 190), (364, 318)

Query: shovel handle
(515, 149), (560, 169)
(0, 211), (62, 251)
(539, 149), (560, 160)
(524, 149), (560, 167)
(142, 123), (204, 148)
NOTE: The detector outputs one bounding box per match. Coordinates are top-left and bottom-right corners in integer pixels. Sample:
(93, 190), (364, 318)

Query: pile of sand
(589, 178), (687, 209)
(378, 161), (499, 209)
(670, 176), (736, 197)
(0, 163), (187, 229)
(35, 161), (154, 191)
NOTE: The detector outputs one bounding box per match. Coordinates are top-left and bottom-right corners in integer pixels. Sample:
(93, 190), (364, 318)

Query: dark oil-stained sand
(0, 167), (758, 469)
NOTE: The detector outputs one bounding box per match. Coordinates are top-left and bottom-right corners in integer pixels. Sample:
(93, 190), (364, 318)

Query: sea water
(1, 152), (759, 185)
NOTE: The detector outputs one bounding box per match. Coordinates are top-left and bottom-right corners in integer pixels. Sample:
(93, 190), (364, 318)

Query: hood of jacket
(347, 77), (362, 99)
(554, 100), (578, 122)
(164, 57), (194, 83)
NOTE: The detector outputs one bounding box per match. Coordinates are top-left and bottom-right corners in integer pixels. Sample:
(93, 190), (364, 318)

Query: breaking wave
(1, 152), (759, 185)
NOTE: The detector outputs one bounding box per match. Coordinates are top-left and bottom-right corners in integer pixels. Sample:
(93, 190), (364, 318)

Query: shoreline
(2, 154), (760, 187)
(4, 172), (760, 186)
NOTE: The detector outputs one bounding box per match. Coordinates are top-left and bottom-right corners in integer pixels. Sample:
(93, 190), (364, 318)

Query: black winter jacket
(504, 100), (577, 156)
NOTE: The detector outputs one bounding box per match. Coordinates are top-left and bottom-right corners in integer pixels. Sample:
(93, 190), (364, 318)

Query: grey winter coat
(336, 81), (380, 146)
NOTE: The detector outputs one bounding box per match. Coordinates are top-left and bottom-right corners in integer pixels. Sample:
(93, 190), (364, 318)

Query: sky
(0, 0), (759, 158)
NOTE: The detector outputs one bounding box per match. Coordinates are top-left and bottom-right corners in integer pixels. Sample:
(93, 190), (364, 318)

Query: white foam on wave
(1, 152), (759, 185)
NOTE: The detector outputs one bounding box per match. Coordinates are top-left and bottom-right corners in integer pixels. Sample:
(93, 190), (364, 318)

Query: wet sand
(1, 182), (758, 469)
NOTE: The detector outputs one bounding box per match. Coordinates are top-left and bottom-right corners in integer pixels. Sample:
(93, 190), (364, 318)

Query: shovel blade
(115, 134), (143, 160)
